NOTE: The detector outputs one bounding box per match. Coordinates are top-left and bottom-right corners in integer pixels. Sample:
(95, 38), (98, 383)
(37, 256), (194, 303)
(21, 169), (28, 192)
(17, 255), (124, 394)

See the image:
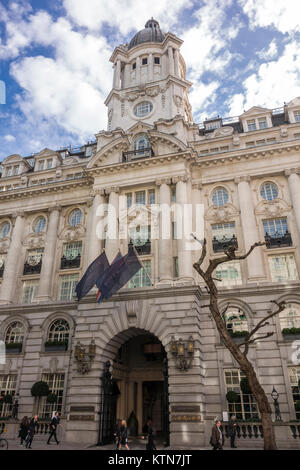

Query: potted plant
(5, 342), (23, 354)
(46, 393), (57, 404)
(281, 328), (300, 341)
(31, 381), (50, 414)
(45, 340), (68, 352)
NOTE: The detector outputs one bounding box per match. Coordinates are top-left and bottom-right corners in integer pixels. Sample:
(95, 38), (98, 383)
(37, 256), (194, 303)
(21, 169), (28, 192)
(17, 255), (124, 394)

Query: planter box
(45, 344), (68, 352)
(282, 334), (300, 341)
(5, 345), (22, 354)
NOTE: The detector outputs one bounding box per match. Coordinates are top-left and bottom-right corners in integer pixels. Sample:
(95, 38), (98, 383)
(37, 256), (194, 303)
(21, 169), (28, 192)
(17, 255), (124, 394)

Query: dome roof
(128, 18), (165, 50)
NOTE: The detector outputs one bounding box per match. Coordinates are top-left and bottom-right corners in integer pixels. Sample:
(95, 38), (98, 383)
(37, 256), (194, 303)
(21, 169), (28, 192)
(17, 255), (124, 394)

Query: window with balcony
(22, 280), (39, 304)
(39, 373), (65, 419)
(279, 303), (300, 336)
(212, 222), (237, 252)
(59, 274), (79, 301)
(263, 218), (292, 248)
(0, 375), (17, 418)
(268, 254), (299, 282)
(224, 369), (259, 421)
(215, 261), (242, 286)
(61, 242), (82, 269)
(129, 259), (151, 288)
(129, 226), (151, 255)
(260, 181), (278, 201)
(288, 367), (300, 419)
(247, 119), (256, 131)
(23, 248), (43, 275)
(212, 187), (229, 207)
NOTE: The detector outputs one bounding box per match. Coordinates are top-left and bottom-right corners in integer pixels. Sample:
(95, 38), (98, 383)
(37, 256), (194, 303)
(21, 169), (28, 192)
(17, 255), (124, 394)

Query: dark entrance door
(97, 361), (120, 445)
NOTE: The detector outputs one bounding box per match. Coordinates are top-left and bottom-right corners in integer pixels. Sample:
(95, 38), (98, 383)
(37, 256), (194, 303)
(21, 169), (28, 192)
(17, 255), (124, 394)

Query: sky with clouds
(0, 0), (300, 160)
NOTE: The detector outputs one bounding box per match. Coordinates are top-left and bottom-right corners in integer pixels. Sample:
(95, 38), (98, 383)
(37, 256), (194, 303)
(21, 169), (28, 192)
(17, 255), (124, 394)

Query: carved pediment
(23, 232), (46, 249)
(241, 106), (272, 117)
(205, 203), (239, 222)
(59, 224), (86, 241)
(148, 130), (187, 152)
(87, 136), (130, 168)
(286, 97), (300, 108)
(1, 154), (23, 165)
(35, 148), (60, 159)
(255, 199), (291, 217)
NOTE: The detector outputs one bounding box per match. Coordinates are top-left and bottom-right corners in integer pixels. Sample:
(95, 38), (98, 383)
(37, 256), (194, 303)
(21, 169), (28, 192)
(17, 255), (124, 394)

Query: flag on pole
(75, 251), (109, 301)
(95, 251), (122, 303)
(96, 244), (142, 301)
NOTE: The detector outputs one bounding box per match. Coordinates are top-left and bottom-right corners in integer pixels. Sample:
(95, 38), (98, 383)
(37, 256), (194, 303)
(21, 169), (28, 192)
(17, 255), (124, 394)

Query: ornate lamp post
(271, 387), (282, 421)
(170, 336), (194, 371)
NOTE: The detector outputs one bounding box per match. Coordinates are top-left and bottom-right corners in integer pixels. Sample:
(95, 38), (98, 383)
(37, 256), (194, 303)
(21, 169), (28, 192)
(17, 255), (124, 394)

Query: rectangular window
(246, 141), (255, 147)
(154, 57), (160, 64)
(220, 146), (229, 151)
(59, 274), (79, 301)
(38, 161), (44, 171)
(266, 138), (276, 143)
(224, 369), (259, 420)
(47, 159), (53, 169)
(247, 120), (256, 131)
(129, 260), (151, 288)
(212, 222), (236, 240)
(63, 241), (82, 259)
(215, 261), (242, 286)
(126, 192), (133, 208)
(142, 58), (148, 65)
(39, 373), (65, 419)
(0, 375), (17, 417)
(22, 280), (39, 304)
(294, 111), (300, 122)
(263, 218), (288, 237)
(135, 190), (146, 205)
(13, 165), (19, 175)
(268, 254), (299, 282)
(258, 117), (267, 129)
(173, 257), (179, 278)
(288, 367), (300, 419)
(256, 139), (265, 145)
(6, 167), (12, 177)
(148, 189), (155, 204)
(132, 62), (136, 70)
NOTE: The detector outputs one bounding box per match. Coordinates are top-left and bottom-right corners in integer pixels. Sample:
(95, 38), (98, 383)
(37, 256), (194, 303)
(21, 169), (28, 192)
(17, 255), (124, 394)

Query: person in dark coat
(210, 419), (225, 450)
(228, 415), (237, 448)
(146, 419), (156, 451)
(114, 419), (121, 450)
(19, 416), (29, 447)
(118, 420), (130, 450)
(25, 415), (38, 449)
(47, 411), (60, 445)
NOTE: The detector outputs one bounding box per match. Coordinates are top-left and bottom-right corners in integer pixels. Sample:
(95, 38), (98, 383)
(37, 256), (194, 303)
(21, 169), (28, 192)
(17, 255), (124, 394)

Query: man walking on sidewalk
(47, 411), (60, 445)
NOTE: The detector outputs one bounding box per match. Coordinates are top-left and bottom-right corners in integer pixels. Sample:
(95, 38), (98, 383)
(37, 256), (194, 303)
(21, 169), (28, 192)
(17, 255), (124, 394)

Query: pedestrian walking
(145, 419), (156, 451)
(25, 415), (38, 449)
(118, 420), (130, 450)
(114, 419), (121, 450)
(47, 411), (60, 445)
(19, 416), (29, 447)
(228, 415), (237, 448)
(210, 419), (225, 450)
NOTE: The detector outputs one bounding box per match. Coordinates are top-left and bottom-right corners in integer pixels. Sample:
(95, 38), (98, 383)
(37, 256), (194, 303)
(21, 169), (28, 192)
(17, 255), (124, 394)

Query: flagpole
(132, 244), (154, 286)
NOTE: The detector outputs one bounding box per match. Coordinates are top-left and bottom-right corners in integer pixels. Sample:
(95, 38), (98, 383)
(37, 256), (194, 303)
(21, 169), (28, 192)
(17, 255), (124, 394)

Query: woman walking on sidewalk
(19, 416), (29, 447)
(25, 415), (38, 449)
(118, 420), (130, 450)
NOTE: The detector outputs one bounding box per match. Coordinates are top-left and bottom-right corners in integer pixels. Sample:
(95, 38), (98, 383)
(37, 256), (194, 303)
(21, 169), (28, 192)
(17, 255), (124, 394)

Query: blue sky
(0, 0), (300, 160)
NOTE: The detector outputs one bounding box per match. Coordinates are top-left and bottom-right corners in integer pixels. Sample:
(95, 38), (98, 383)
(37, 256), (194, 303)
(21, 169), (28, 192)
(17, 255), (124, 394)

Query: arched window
(212, 187), (229, 206)
(224, 308), (248, 336)
(134, 101), (153, 118)
(260, 182), (278, 201)
(69, 209), (82, 227)
(0, 222), (10, 238)
(5, 321), (25, 344)
(48, 319), (70, 343)
(34, 216), (46, 233)
(279, 303), (300, 332)
(133, 134), (150, 157)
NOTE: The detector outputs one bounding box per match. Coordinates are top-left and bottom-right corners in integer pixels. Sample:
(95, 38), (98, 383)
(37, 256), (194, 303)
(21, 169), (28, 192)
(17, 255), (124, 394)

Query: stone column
(235, 176), (265, 279)
(174, 176), (194, 282)
(88, 190), (105, 265)
(168, 46), (174, 75)
(148, 53), (153, 82)
(286, 169), (300, 237)
(105, 187), (119, 264)
(156, 178), (173, 284)
(174, 48), (180, 77)
(124, 63), (131, 88)
(114, 60), (121, 89)
(0, 212), (25, 304)
(36, 206), (60, 301)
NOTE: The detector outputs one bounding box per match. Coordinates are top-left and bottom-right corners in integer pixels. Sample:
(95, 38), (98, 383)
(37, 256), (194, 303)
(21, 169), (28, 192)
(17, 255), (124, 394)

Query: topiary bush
(226, 390), (239, 403)
(240, 377), (252, 395)
(31, 381), (49, 397)
(46, 393), (57, 404)
(2, 394), (13, 404)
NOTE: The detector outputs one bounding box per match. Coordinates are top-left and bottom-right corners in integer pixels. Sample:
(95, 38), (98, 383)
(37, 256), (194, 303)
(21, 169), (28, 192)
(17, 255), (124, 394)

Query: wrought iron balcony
(129, 239), (151, 255)
(60, 254), (81, 269)
(264, 231), (292, 248)
(122, 147), (154, 162)
(212, 235), (238, 253)
(23, 259), (42, 275)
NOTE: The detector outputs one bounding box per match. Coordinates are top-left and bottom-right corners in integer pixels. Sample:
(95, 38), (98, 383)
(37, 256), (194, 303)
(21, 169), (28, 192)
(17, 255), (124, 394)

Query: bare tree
(192, 237), (286, 450)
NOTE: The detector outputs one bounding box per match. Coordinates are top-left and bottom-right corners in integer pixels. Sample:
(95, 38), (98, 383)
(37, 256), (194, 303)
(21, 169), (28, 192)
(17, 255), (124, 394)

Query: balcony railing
(23, 259), (42, 275)
(130, 239), (151, 255)
(122, 147), (154, 162)
(212, 235), (238, 253)
(60, 254), (81, 269)
(265, 231), (292, 248)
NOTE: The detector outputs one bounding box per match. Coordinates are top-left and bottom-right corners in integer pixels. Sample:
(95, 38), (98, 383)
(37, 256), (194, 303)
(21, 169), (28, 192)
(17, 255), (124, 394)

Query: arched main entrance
(98, 328), (169, 446)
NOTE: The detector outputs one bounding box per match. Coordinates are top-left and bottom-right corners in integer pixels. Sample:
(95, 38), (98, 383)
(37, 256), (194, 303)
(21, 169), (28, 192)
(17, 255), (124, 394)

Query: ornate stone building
(0, 19), (300, 448)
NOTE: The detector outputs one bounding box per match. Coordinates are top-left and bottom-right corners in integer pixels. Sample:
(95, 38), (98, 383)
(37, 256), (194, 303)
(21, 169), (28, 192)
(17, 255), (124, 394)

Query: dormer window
(13, 165), (19, 175)
(294, 111), (300, 122)
(247, 119), (256, 131)
(6, 167), (12, 177)
(47, 159), (53, 169)
(204, 118), (222, 131)
(258, 117), (267, 129)
(38, 161), (44, 171)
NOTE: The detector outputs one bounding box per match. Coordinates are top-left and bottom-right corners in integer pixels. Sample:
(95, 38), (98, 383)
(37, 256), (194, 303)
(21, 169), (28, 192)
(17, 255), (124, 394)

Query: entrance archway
(98, 328), (169, 446)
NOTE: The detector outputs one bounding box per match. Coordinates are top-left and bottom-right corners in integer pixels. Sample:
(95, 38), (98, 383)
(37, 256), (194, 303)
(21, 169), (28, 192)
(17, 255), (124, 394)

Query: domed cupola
(128, 18), (165, 50)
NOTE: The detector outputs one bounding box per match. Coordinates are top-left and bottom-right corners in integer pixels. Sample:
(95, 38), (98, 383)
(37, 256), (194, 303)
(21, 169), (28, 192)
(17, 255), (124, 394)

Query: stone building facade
(0, 19), (300, 448)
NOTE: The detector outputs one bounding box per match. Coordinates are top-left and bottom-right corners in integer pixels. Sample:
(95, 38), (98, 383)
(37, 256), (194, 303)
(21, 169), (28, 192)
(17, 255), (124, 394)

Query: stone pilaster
(88, 190), (105, 265)
(156, 178), (173, 284)
(168, 46), (174, 75)
(105, 187), (120, 263)
(285, 168), (300, 237)
(174, 48), (180, 77)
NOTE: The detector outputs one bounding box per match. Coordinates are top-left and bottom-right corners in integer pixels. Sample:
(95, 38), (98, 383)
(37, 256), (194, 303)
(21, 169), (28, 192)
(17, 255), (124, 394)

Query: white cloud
(239, 0), (300, 34)
(63, 0), (191, 35)
(189, 81), (220, 120)
(227, 93), (245, 116)
(4, 134), (16, 142)
(257, 39), (278, 60)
